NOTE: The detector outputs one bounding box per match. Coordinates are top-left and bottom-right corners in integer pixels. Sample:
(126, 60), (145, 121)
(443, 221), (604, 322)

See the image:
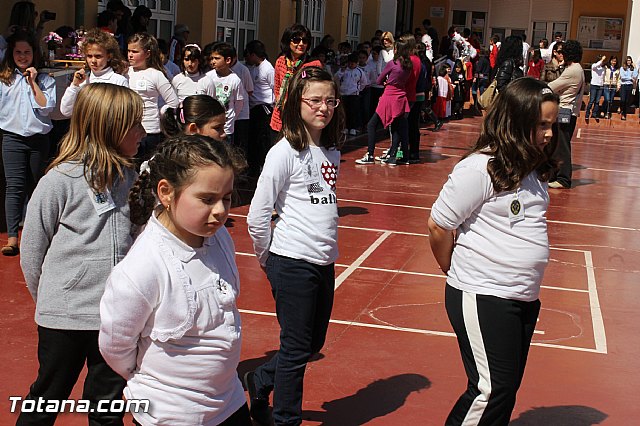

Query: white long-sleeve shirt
(247, 138), (340, 267)
(99, 213), (245, 425)
(590, 60), (605, 87)
(431, 153), (549, 302)
(128, 67), (179, 134)
(59, 67), (128, 118)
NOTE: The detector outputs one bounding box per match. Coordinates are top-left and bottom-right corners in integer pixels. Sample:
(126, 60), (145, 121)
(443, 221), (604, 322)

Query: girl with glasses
(246, 66), (344, 426)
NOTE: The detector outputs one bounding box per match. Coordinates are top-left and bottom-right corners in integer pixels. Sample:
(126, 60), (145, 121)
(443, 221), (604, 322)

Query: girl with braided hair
(99, 135), (250, 426)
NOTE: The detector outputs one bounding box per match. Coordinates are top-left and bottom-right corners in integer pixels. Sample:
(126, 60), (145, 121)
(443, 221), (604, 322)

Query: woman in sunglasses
(269, 23), (322, 140)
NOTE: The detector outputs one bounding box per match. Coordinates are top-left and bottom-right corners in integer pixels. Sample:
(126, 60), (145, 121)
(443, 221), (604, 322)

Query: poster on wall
(577, 16), (623, 51)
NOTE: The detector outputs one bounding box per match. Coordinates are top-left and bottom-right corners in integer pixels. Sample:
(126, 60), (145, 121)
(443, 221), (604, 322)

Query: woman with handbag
(478, 36), (524, 110)
(548, 40), (584, 189)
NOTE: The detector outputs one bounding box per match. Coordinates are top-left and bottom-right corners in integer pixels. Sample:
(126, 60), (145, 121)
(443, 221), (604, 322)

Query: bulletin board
(577, 16), (624, 51)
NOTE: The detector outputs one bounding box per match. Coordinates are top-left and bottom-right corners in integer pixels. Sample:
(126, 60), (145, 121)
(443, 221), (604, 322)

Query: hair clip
(541, 87), (553, 95)
(139, 155), (155, 175)
(178, 103), (185, 124)
(301, 70), (308, 79)
(185, 43), (201, 52)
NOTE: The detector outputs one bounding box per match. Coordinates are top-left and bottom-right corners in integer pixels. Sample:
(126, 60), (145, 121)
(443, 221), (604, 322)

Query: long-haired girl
(428, 78), (559, 425)
(355, 36), (412, 165)
(99, 134), (249, 426)
(128, 32), (179, 160)
(602, 55), (619, 119)
(171, 43), (207, 101)
(619, 56), (637, 120)
(245, 66), (344, 426)
(161, 94), (226, 142)
(59, 28), (128, 118)
(0, 31), (55, 256)
(18, 83), (145, 425)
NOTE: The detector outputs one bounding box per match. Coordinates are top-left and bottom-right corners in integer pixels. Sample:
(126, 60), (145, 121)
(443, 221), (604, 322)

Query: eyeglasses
(302, 97), (340, 109)
(291, 36), (310, 45)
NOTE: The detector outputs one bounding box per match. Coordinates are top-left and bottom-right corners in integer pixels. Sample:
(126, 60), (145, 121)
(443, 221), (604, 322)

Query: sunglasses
(291, 36), (310, 45)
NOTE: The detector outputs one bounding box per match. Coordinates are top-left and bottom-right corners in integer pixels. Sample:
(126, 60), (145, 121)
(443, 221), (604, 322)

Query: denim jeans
(585, 85), (603, 118)
(619, 84), (633, 116)
(253, 253), (335, 426)
(2, 132), (49, 237)
(16, 327), (126, 426)
(602, 87), (617, 115)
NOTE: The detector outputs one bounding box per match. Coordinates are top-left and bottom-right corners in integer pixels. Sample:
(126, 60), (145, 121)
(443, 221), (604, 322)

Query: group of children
(1, 15), (344, 425)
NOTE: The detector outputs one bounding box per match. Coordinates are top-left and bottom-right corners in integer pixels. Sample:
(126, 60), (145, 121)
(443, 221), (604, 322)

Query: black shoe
(595, 117), (600, 123)
(243, 371), (272, 426)
(430, 121), (443, 132)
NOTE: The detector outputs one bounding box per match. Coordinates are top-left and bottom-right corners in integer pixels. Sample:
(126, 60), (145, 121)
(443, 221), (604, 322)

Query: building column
(628, 0), (640, 62)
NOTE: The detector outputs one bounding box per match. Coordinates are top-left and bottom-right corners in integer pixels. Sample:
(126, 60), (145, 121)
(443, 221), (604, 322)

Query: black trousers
(444, 285), (540, 426)
(407, 100), (424, 160)
(16, 326), (126, 426)
(552, 116), (577, 188)
(248, 105), (273, 178)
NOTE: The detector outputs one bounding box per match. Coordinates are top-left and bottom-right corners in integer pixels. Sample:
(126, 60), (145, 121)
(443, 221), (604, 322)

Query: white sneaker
(355, 153), (375, 164)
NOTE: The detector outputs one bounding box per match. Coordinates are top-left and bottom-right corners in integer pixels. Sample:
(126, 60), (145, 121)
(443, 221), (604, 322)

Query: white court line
(585, 167), (640, 175)
(340, 198), (430, 210)
(232, 205), (639, 232)
(239, 309), (574, 347)
(236, 251), (588, 294)
(335, 231), (391, 289)
(585, 251), (607, 353)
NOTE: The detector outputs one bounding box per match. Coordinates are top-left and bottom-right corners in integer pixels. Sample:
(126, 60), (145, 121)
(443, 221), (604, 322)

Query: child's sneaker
(381, 156), (397, 165)
(355, 153), (375, 164)
(375, 153), (390, 162)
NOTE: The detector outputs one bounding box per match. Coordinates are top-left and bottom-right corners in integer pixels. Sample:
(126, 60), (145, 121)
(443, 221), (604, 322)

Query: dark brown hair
(280, 66), (344, 151)
(0, 31), (42, 85)
(161, 95), (225, 137)
(465, 77), (559, 191)
(129, 135), (246, 225)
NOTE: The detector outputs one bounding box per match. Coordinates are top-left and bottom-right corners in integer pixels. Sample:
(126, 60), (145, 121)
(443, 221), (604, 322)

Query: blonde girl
(59, 28), (128, 118)
(18, 83), (145, 425)
(380, 31), (395, 69)
(161, 94), (226, 141)
(128, 32), (179, 160)
(99, 135), (249, 425)
(171, 43), (207, 101)
(246, 66), (344, 426)
(0, 31), (55, 256)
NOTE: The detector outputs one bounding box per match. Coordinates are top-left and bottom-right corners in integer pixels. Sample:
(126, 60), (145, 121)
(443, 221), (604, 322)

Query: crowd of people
(0, 1), (635, 425)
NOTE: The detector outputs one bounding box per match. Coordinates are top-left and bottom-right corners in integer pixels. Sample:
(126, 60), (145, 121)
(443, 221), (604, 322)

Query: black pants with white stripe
(445, 284), (540, 426)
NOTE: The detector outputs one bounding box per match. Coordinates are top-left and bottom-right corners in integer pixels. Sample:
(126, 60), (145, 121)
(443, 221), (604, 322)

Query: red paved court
(1, 114), (639, 425)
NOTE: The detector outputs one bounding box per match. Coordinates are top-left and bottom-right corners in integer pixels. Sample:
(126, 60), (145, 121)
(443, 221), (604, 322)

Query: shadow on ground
(510, 405), (608, 425)
(302, 373), (431, 425)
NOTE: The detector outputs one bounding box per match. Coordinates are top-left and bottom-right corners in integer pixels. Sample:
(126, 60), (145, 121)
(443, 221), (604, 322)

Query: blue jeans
(253, 253), (335, 426)
(2, 132), (49, 237)
(602, 87), (617, 115)
(585, 85), (603, 118)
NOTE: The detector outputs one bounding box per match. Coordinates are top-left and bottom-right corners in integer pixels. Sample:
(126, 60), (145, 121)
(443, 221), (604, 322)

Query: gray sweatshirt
(20, 162), (137, 330)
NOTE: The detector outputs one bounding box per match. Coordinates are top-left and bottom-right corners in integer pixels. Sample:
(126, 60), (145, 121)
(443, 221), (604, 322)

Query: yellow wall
(361, 1), (381, 42)
(324, 0), (347, 43)
(571, 0), (628, 62)
(413, 0), (450, 44)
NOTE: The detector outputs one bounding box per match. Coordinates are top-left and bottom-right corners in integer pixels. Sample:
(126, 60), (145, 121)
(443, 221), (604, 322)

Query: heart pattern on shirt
(320, 161), (337, 191)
